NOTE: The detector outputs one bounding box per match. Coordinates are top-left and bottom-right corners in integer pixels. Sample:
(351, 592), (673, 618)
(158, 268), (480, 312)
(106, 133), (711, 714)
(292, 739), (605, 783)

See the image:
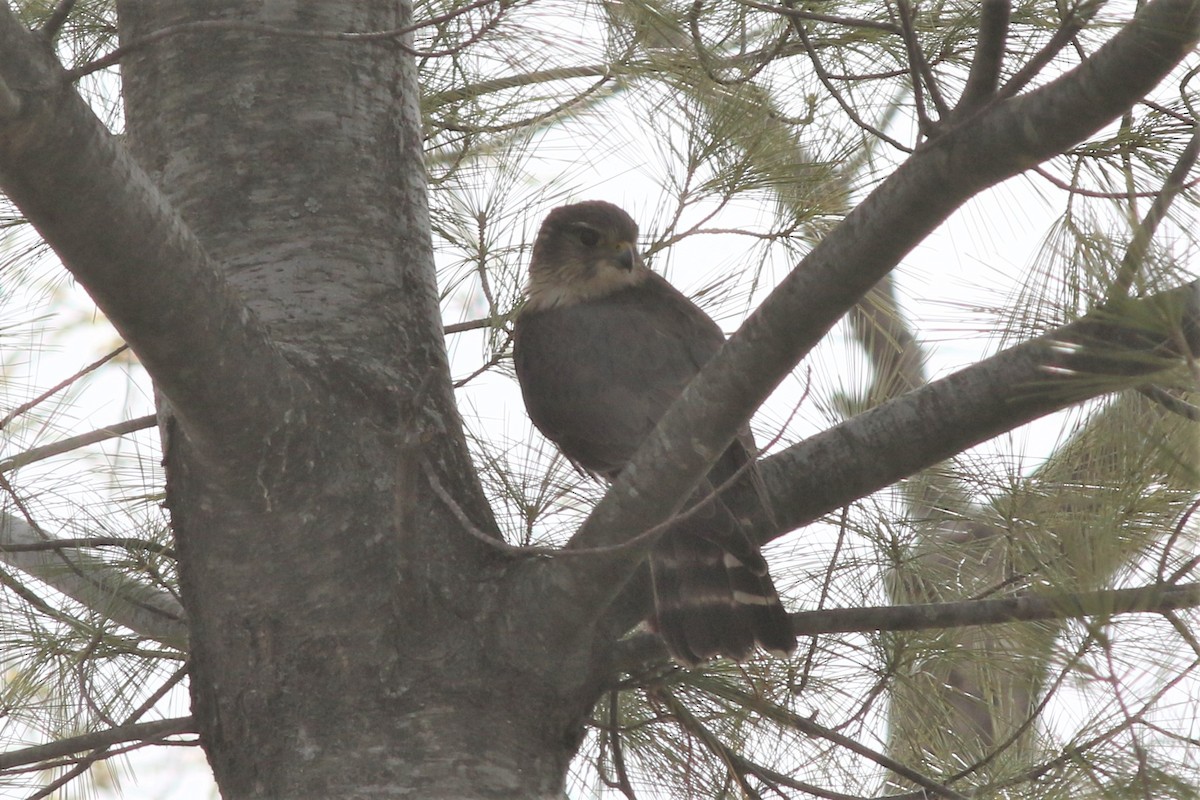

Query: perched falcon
(513, 200), (795, 665)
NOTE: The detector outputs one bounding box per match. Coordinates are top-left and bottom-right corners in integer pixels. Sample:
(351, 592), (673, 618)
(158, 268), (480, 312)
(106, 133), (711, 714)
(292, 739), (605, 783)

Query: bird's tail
(648, 495), (795, 666)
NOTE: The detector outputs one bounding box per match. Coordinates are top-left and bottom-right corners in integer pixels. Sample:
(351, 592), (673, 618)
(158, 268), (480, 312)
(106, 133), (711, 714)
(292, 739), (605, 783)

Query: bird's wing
(513, 274), (724, 475)
(514, 269), (795, 664)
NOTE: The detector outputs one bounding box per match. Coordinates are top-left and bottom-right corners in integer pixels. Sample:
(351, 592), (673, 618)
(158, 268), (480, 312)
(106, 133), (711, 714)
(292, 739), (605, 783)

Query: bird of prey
(513, 200), (795, 665)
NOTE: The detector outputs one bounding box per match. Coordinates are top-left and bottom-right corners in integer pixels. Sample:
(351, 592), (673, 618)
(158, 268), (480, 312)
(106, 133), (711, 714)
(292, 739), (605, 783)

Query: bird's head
(524, 200), (649, 310)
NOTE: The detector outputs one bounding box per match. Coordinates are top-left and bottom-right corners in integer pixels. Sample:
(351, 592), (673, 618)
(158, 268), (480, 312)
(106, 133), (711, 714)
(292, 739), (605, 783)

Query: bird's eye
(577, 228), (600, 247)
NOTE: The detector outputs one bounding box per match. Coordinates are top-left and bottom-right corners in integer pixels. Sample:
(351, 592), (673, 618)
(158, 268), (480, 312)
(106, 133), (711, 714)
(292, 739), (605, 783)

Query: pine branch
(0, 716), (196, 771)
(953, 0), (1009, 117)
(754, 278), (1200, 540)
(527, 0), (1200, 641)
(0, 415), (158, 473)
(0, 513), (187, 647)
(616, 581), (1200, 666)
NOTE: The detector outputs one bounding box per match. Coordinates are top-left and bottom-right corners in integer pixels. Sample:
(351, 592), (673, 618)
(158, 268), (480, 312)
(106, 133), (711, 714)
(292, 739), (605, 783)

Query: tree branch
(954, 0), (1009, 118)
(0, 345), (128, 432)
(0, 716), (196, 771)
(0, 7), (303, 463)
(0, 415), (158, 473)
(542, 0), (1200, 632)
(752, 280), (1200, 538)
(0, 513), (187, 648)
(789, 581), (1200, 635)
(618, 581), (1200, 666)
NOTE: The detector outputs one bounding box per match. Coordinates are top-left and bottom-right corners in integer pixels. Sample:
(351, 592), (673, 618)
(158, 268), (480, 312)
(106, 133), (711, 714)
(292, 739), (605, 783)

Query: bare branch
(0, 414), (158, 473)
(0, 513), (187, 648)
(0, 717), (196, 771)
(0, 346), (128, 432)
(955, 0), (1009, 117)
(618, 582), (1200, 667)
(444, 314), (509, 335)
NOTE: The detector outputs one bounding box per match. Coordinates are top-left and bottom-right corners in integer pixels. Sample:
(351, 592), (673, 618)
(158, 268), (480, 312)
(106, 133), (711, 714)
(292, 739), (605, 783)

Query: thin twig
(0, 562), (93, 636)
(0, 414), (158, 473)
(25, 666), (189, 799)
(998, 2), (1094, 100)
(0, 508), (187, 645)
(1108, 125), (1200, 302)
(422, 457), (527, 554)
(994, 651), (1200, 792)
(655, 689), (765, 800)
(444, 314), (510, 335)
(429, 432), (763, 558)
(0, 346), (129, 432)
(414, 0), (515, 60)
(0, 537), (175, 559)
(736, 0), (901, 34)
(433, 72), (616, 135)
(1033, 164), (1200, 199)
(0, 717), (196, 770)
(893, 0), (949, 131)
(426, 65), (610, 106)
(797, 505), (848, 693)
(697, 682), (970, 799)
(783, 1), (911, 152)
(452, 345), (508, 389)
(1157, 495), (1200, 583)
(605, 690), (638, 800)
(947, 630), (1100, 782)
(688, 0), (791, 88)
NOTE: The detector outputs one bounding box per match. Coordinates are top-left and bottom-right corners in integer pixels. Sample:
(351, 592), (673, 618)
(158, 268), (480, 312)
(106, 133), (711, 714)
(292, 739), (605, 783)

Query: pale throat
(525, 259), (650, 310)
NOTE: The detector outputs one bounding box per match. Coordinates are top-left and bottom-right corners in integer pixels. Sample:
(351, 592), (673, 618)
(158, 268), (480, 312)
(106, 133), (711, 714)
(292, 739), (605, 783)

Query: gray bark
(1, 0), (1199, 796)
(0, 0), (611, 795)
(114, 1), (610, 794)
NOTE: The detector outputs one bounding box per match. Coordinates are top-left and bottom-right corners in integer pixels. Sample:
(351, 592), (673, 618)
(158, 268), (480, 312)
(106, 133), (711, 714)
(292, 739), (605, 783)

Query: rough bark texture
(113, 2), (610, 796)
(2, 0), (1198, 795)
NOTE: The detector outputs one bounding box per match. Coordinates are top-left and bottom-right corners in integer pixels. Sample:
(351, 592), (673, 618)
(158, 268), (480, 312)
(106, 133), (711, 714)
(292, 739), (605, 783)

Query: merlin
(513, 200), (795, 665)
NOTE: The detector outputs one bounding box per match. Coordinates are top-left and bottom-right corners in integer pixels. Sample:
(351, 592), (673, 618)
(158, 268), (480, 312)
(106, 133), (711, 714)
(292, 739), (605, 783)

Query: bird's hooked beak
(615, 241), (643, 272)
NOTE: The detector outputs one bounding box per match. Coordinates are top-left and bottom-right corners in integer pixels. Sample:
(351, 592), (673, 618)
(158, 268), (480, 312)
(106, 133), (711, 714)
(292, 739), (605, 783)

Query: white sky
(2, 3), (1198, 797)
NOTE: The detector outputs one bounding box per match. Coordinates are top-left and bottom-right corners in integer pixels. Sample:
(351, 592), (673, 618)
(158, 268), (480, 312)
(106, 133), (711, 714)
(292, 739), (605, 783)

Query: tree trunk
(115, 2), (608, 795)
